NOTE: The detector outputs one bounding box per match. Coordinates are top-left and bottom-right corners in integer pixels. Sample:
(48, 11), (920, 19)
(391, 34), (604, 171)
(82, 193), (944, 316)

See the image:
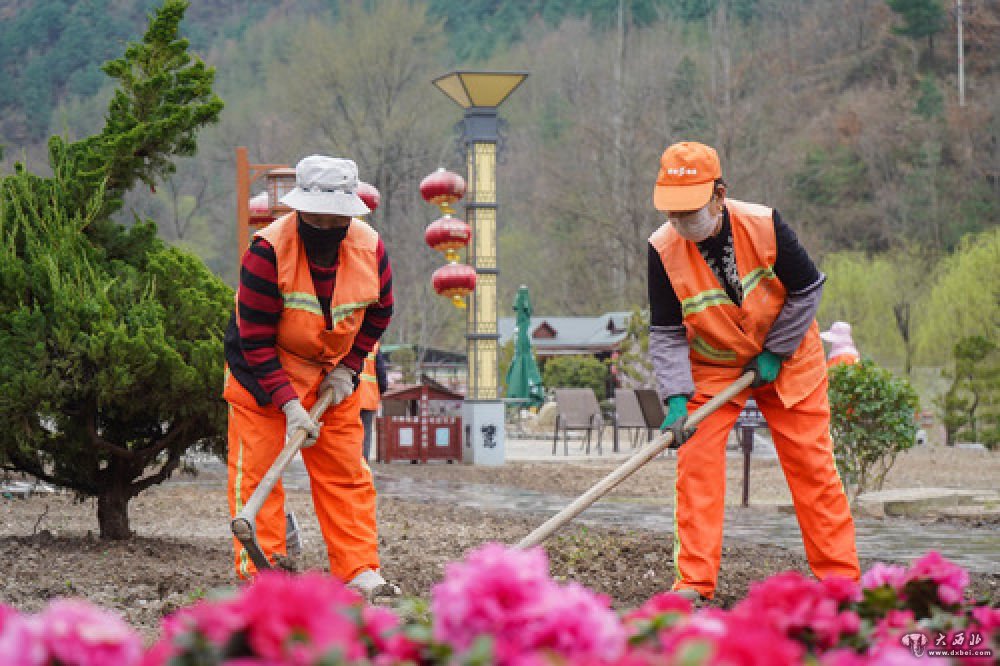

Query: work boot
(347, 569), (401, 602)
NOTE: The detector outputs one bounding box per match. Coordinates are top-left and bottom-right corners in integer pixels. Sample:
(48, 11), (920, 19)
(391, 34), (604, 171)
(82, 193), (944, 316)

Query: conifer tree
(0, 0), (226, 539)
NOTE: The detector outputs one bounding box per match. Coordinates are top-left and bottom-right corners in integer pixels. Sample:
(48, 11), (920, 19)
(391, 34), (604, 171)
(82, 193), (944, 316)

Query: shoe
(347, 569), (401, 601)
(673, 587), (706, 603)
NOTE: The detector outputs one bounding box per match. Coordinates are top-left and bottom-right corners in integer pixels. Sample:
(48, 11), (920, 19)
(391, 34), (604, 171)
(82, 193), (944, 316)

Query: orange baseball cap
(652, 142), (721, 212)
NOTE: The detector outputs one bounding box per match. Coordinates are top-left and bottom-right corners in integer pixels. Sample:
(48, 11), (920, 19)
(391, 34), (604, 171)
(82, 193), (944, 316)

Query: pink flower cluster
(0, 599), (142, 666)
(432, 543), (626, 664)
(654, 608), (806, 665)
(732, 571), (862, 650)
(904, 551), (970, 606)
(862, 550), (972, 609)
(0, 548), (994, 666)
(143, 570), (419, 666)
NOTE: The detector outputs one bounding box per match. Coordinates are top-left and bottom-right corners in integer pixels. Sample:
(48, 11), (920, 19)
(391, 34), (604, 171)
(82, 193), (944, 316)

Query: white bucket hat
(279, 155), (371, 216)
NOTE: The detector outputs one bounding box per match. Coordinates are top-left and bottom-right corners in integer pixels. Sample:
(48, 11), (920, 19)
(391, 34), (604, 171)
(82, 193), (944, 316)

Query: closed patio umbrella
(505, 285), (545, 408)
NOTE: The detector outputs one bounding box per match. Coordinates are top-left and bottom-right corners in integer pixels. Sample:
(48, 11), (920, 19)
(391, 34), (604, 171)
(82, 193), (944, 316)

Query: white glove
(320, 365), (357, 406)
(281, 399), (321, 447)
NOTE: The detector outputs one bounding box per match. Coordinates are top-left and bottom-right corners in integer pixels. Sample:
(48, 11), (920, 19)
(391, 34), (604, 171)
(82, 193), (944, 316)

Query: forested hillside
(2, 0), (998, 376)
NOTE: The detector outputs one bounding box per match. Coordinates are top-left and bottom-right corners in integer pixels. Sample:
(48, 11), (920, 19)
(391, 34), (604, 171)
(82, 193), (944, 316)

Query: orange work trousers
(226, 379), (379, 582)
(672, 375), (860, 598)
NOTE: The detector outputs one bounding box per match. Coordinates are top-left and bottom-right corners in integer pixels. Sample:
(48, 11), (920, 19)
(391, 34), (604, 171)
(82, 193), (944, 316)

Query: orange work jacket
(239, 213), (381, 401)
(356, 342), (381, 411)
(649, 199), (826, 408)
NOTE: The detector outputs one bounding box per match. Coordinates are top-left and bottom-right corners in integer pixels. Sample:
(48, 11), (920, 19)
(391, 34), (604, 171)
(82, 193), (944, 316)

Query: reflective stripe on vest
(690, 335), (738, 362)
(283, 292), (324, 316)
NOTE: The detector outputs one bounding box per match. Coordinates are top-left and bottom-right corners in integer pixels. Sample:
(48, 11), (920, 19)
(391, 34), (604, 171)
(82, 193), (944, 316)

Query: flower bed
(0, 547), (995, 665)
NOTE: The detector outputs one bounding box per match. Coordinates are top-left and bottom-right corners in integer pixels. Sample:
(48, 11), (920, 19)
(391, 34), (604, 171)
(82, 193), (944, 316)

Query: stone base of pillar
(462, 400), (505, 466)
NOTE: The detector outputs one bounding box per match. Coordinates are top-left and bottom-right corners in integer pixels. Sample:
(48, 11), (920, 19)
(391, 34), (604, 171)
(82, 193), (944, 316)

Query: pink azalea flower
(820, 648), (870, 666)
(234, 571), (366, 664)
(734, 571), (862, 651)
(822, 576), (863, 604)
(970, 605), (1000, 632)
(0, 603), (16, 633)
(822, 645), (923, 665)
(605, 652), (671, 666)
(0, 614), (47, 666)
(432, 543), (552, 651)
(659, 609), (805, 665)
(513, 581), (625, 664)
(623, 591), (694, 625)
(505, 653), (559, 666)
(868, 643), (928, 665)
(432, 543), (626, 665)
(40, 599), (142, 666)
(953, 611), (999, 666)
(861, 563), (907, 591)
(167, 594), (248, 645)
(870, 609), (915, 647)
(360, 604), (421, 665)
(138, 640), (173, 666)
(141, 590), (248, 665)
(904, 551), (969, 606)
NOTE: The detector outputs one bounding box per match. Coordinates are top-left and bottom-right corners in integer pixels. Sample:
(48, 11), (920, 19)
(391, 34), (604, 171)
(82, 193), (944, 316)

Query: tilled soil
(2, 449), (998, 642)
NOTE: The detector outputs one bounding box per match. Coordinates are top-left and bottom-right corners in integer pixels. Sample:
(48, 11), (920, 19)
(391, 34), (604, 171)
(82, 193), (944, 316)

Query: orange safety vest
(649, 199), (826, 408)
(356, 342), (381, 411)
(241, 212), (381, 401)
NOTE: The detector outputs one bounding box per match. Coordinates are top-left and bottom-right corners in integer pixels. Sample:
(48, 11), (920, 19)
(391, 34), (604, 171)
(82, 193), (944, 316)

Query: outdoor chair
(634, 389), (665, 425)
(552, 388), (605, 455)
(634, 389), (674, 456)
(613, 388), (656, 451)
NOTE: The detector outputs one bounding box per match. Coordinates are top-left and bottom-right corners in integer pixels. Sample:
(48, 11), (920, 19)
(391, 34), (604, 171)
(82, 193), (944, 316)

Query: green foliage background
(542, 356), (611, 402)
(937, 336), (999, 449)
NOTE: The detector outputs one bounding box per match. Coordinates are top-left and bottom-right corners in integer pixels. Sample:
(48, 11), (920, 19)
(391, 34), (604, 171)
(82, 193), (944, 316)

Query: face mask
(298, 216), (350, 247)
(669, 202), (719, 242)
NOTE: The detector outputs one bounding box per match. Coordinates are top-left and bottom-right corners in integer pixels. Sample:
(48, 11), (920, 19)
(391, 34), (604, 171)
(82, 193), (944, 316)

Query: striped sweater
(226, 222), (393, 408)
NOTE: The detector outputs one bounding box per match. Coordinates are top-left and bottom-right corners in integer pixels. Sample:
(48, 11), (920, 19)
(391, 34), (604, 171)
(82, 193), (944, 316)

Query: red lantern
(357, 181), (380, 213)
(432, 263), (477, 309)
(420, 168), (466, 215)
(424, 215), (472, 262)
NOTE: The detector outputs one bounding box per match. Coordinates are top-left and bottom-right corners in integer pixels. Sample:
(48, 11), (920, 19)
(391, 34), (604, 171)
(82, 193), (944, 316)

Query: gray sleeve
(649, 325), (695, 400)
(764, 274), (826, 356)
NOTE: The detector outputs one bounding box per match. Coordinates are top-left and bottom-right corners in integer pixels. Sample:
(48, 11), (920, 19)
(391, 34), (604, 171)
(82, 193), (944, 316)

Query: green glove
(660, 395), (695, 448)
(746, 350), (782, 388)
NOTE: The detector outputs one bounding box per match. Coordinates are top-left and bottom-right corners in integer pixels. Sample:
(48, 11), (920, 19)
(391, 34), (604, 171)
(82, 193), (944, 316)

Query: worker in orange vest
(821, 321), (860, 367)
(647, 142), (860, 601)
(357, 342), (388, 462)
(223, 155), (396, 599)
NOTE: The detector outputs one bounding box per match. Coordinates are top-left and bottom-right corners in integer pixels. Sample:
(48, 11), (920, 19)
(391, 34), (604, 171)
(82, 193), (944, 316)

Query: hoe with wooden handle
(231, 387), (336, 571)
(517, 371), (755, 550)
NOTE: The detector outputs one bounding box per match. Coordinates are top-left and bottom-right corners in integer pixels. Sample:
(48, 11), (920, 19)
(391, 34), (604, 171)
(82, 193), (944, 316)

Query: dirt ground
(2, 445), (998, 641)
